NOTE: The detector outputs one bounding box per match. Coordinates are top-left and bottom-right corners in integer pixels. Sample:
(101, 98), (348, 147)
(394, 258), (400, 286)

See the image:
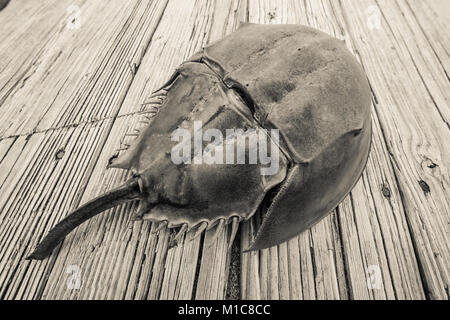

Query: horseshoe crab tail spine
(26, 179), (142, 261)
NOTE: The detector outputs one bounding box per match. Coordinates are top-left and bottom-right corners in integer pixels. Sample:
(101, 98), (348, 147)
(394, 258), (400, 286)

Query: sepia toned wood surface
(0, 0), (448, 300)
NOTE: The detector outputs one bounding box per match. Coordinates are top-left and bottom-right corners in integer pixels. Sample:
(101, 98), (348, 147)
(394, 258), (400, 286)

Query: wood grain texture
(0, 0), (448, 300)
(336, 0), (449, 299)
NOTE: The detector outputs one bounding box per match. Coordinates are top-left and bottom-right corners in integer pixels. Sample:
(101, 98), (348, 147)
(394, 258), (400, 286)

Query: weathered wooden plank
(403, 0), (449, 78)
(0, 0), (168, 138)
(383, 0), (449, 124)
(0, 0), (170, 299)
(0, 138), (20, 186)
(0, 122), (110, 299)
(333, 0), (449, 300)
(0, 0), (73, 110)
(240, 0), (427, 300)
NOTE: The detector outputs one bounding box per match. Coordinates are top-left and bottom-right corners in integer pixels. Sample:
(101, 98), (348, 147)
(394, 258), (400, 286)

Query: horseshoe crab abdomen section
(141, 111), (289, 227)
(141, 94), (288, 212)
(198, 23), (371, 163)
(109, 62), (253, 172)
(143, 155), (287, 228)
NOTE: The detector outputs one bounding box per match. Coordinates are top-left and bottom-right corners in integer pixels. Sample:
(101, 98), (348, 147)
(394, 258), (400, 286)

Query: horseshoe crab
(27, 23), (371, 260)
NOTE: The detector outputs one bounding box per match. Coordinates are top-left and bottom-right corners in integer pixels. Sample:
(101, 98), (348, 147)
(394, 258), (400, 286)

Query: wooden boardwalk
(0, 0), (448, 300)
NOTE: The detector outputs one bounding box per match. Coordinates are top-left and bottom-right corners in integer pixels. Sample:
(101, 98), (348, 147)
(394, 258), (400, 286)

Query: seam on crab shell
(199, 56), (294, 166)
(199, 51), (227, 78)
